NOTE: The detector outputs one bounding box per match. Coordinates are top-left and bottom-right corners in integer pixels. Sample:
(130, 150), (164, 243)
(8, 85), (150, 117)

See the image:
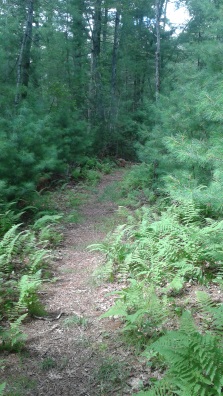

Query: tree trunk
(109, 9), (121, 153)
(102, 7), (108, 50)
(15, 0), (34, 105)
(92, 0), (102, 82)
(155, 0), (161, 102)
(111, 10), (120, 114)
(90, 0), (103, 120)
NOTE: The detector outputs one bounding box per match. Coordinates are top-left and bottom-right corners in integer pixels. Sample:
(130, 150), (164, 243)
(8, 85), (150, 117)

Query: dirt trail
(2, 170), (146, 396)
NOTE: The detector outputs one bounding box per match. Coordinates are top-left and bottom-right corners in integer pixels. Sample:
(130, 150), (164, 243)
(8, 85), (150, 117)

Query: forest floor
(2, 169), (223, 396)
(1, 169), (151, 396)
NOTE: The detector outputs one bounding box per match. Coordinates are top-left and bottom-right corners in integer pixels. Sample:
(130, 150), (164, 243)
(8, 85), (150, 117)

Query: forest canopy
(0, 0), (223, 216)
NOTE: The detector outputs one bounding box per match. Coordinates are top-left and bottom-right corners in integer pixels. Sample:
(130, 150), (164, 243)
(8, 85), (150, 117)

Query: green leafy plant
(92, 202), (223, 288)
(102, 280), (169, 348)
(82, 169), (101, 186)
(32, 214), (63, 230)
(40, 357), (57, 371)
(63, 314), (88, 328)
(0, 223), (51, 349)
(0, 382), (6, 396)
(15, 271), (45, 316)
(196, 291), (223, 334)
(0, 314), (27, 352)
(0, 202), (24, 237)
(138, 311), (223, 396)
(89, 224), (131, 281)
(94, 356), (129, 394)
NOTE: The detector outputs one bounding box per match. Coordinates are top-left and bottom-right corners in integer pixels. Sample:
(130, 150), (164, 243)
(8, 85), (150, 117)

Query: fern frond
(32, 214), (63, 230)
(0, 224), (23, 265)
(196, 291), (223, 334)
(149, 311), (223, 396)
(0, 382), (6, 395)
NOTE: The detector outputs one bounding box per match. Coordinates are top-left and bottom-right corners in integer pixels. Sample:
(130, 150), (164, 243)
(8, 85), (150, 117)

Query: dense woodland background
(0, 0), (222, 211)
(1, 1), (223, 395)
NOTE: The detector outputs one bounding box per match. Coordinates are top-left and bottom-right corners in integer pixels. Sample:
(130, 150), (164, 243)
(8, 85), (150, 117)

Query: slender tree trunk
(91, 0), (103, 119)
(109, 9), (121, 153)
(155, 0), (161, 102)
(111, 10), (120, 113)
(92, 0), (102, 82)
(102, 7), (108, 50)
(15, 0), (34, 105)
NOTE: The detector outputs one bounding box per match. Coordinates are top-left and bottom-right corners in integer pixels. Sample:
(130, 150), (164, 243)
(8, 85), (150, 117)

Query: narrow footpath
(2, 170), (149, 396)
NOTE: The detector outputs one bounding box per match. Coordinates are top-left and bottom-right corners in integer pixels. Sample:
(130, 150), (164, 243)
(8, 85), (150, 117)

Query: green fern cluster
(196, 291), (223, 334)
(89, 224), (132, 281)
(93, 202), (223, 289)
(32, 214), (63, 246)
(0, 382), (6, 396)
(101, 279), (169, 348)
(0, 221), (52, 350)
(0, 201), (23, 237)
(137, 308), (223, 396)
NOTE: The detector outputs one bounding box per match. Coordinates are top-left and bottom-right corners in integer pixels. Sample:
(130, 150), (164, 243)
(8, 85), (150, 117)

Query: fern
(89, 224), (131, 280)
(196, 291), (223, 334)
(0, 221), (52, 350)
(144, 311), (223, 396)
(101, 280), (169, 347)
(0, 224), (23, 269)
(32, 214), (63, 230)
(15, 271), (43, 315)
(0, 382), (6, 396)
(0, 201), (24, 237)
(0, 314), (27, 351)
(96, 202), (223, 287)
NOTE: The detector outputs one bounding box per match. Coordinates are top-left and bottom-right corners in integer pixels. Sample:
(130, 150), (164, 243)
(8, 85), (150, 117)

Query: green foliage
(0, 222), (51, 349)
(121, 164), (153, 191)
(0, 383), (6, 396)
(29, 190), (61, 220)
(82, 169), (102, 186)
(94, 356), (129, 394)
(63, 314), (88, 328)
(15, 271), (45, 316)
(0, 202), (23, 237)
(38, 225), (63, 246)
(0, 314), (27, 352)
(40, 357), (57, 371)
(89, 224), (131, 281)
(97, 182), (124, 204)
(139, 311), (223, 396)
(92, 202), (223, 287)
(102, 280), (168, 348)
(32, 214), (63, 246)
(3, 375), (37, 396)
(196, 291), (223, 334)
(32, 214), (63, 230)
(71, 158), (115, 183)
(135, 381), (172, 396)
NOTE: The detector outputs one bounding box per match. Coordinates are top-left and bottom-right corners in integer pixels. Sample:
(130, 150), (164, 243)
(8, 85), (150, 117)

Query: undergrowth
(91, 201), (223, 289)
(101, 280), (169, 349)
(92, 195), (223, 394)
(137, 306), (223, 395)
(0, 208), (62, 351)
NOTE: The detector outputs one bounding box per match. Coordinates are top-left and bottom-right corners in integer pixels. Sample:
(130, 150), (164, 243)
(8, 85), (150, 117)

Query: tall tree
(15, 0), (34, 105)
(155, 0), (161, 101)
